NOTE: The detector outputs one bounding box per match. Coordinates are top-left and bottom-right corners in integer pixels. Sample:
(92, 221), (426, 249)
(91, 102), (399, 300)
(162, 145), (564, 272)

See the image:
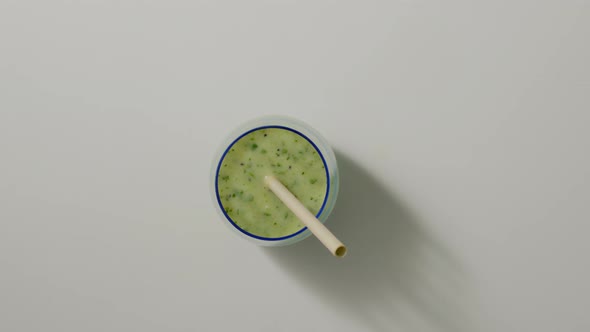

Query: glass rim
(210, 115), (339, 246)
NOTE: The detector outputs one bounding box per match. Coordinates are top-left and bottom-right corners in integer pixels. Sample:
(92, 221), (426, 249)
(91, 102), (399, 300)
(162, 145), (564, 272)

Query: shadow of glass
(263, 150), (475, 331)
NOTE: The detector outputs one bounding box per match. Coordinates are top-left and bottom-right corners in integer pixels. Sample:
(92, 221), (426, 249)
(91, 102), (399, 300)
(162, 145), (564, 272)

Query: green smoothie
(216, 127), (328, 238)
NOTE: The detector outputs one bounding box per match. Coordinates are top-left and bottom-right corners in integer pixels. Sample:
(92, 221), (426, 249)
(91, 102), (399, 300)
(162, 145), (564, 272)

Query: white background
(1, 1), (589, 331)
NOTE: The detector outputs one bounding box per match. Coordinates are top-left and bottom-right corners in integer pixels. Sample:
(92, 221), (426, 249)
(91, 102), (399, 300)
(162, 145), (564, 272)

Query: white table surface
(1, 1), (589, 331)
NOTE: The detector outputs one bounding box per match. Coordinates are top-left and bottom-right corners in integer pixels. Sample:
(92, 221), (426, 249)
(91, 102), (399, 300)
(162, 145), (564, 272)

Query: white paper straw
(264, 175), (347, 257)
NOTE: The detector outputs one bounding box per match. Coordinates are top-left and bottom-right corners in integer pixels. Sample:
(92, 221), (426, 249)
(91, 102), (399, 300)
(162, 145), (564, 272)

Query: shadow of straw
(263, 151), (475, 331)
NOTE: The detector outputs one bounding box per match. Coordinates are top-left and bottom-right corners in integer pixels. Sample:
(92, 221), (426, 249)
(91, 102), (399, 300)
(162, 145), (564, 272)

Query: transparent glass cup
(210, 116), (339, 246)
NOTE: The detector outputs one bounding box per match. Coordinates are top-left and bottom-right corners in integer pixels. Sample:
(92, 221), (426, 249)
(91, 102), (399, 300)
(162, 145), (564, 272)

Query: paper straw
(264, 175), (347, 257)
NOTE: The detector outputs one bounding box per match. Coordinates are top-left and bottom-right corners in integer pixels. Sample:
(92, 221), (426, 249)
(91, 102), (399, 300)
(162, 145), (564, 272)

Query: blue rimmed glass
(210, 116), (339, 246)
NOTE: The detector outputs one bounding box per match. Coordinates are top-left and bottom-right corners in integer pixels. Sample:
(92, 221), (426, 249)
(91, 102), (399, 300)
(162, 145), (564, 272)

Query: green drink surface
(217, 127), (328, 238)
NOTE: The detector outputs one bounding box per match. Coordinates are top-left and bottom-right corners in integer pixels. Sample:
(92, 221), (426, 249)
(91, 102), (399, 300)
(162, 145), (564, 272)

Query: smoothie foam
(216, 127), (328, 238)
